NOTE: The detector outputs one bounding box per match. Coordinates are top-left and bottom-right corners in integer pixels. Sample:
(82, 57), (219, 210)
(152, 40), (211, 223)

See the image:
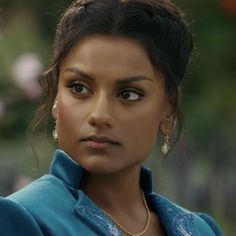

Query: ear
(159, 87), (180, 135)
(159, 116), (176, 136)
(51, 98), (58, 120)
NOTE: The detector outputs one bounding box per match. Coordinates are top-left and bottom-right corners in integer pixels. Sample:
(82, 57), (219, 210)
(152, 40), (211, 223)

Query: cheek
(56, 94), (83, 141)
(123, 103), (163, 153)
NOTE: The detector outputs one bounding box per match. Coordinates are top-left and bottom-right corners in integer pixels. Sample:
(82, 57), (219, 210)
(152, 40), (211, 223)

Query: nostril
(88, 98), (114, 128)
(88, 116), (113, 128)
(89, 119), (98, 127)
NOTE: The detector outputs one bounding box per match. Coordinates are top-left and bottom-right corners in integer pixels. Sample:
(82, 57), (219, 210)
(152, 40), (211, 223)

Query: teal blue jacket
(0, 149), (223, 235)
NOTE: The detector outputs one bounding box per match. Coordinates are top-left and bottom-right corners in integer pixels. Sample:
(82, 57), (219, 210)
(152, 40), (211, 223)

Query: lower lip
(83, 140), (117, 149)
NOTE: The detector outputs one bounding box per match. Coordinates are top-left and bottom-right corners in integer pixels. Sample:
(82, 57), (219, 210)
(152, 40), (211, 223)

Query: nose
(88, 92), (114, 129)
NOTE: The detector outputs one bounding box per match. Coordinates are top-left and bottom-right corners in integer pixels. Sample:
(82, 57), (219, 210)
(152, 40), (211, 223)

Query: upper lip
(81, 135), (120, 145)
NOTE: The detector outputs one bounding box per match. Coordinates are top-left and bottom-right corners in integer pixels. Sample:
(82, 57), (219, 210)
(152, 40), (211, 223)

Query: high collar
(48, 150), (219, 236)
(49, 149), (153, 194)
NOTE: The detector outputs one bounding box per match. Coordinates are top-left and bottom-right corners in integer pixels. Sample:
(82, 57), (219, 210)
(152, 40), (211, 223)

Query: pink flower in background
(13, 176), (34, 192)
(0, 99), (5, 119)
(12, 53), (43, 99)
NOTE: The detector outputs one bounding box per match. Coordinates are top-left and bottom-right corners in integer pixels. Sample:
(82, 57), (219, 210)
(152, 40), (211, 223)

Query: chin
(73, 154), (118, 175)
(82, 162), (117, 175)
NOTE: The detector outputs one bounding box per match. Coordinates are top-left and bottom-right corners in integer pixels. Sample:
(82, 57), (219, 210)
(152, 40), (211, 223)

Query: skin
(54, 35), (174, 235)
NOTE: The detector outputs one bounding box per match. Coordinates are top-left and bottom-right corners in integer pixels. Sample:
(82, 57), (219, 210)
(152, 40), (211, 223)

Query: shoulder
(6, 174), (77, 214)
(149, 193), (224, 236)
(0, 197), (43, 235)
(0, 174), (77, 235)
(195, 212), (224, 236)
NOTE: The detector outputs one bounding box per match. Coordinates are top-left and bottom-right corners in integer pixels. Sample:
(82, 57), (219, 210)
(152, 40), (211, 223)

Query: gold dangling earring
(52, 120), (58, 141)
(161, 129), (171, 157)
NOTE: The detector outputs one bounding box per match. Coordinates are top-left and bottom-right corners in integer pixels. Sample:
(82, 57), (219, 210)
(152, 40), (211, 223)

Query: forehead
(60, 35), (157, 79)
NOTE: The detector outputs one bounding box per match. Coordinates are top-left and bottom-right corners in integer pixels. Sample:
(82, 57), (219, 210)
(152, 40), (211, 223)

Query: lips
(81, 135), (120, 149)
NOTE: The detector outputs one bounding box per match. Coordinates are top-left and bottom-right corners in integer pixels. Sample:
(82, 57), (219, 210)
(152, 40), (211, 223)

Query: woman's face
(55, 35), (171, 174)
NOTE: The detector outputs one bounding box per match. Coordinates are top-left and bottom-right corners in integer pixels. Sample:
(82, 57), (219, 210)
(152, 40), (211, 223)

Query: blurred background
(0, 0), (235, 234)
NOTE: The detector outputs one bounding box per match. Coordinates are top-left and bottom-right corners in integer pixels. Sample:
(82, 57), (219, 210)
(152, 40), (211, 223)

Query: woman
(0, 0), (223, 235)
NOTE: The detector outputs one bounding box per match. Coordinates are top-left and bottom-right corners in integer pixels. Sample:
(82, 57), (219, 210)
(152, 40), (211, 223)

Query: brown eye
(119, 89), (143, 101)
(68, 83), (91, 95)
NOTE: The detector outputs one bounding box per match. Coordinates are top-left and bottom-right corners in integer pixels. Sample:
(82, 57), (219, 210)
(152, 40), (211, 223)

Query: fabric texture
(0, 149), (224, 236)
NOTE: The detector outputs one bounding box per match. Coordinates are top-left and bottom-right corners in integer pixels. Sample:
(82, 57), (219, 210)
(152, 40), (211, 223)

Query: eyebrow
(64, 67), (154, 84)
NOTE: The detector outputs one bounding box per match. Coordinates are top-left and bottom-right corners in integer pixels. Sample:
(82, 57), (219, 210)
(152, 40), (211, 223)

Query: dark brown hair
(29, 0), (193, 141)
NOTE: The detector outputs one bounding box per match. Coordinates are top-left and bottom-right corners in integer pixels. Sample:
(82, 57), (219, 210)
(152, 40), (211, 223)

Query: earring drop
(52, 120), (58, 141)
(161, 131), (171, 157)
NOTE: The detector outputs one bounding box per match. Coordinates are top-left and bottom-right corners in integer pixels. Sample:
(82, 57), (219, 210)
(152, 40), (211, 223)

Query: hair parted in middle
(31, 0), (193, 137)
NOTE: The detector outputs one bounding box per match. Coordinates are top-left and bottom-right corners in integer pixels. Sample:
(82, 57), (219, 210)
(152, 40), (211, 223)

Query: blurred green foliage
(0, 0), (235, 234)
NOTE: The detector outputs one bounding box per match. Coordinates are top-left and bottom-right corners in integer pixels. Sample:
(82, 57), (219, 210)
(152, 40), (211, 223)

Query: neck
(80, 165), (154, 236)
(80, 165), (142, 214)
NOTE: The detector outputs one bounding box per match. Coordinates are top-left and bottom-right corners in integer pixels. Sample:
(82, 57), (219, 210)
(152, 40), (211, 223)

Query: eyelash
(118, 89), (144, 102)
(68, 82), (91, 96)
(67, 82), (144, 102)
